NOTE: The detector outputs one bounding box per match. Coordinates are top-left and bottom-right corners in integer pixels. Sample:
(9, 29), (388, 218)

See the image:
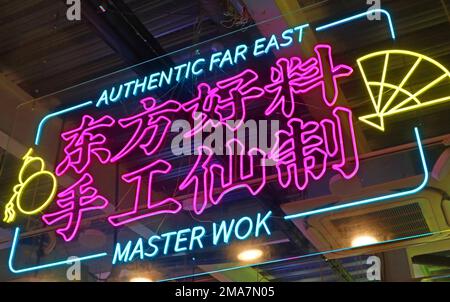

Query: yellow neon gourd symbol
(3, 148), (57, 223)
(357, 50), (450, 131)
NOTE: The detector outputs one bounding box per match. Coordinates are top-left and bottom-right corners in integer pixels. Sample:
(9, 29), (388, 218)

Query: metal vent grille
(330, 203), (430, 245)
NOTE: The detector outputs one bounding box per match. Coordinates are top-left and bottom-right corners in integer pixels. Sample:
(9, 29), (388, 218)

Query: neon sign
(3, 148), (57, 223)
(4, 8), (444, 280)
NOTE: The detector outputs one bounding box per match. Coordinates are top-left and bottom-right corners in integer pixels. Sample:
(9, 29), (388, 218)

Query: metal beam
(81, 0), (173, 73)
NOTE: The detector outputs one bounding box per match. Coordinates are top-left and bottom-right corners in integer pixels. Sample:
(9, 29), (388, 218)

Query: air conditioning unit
(281, 148), (450, 259)
(405, 237), (450, 280)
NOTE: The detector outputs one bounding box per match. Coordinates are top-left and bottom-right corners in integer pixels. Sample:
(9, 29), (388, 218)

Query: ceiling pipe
(440, 0), (450, 22)
(199, 0), (224, 25)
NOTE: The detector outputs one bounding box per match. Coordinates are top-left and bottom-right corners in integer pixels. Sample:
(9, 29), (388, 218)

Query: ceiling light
(129, 277), (152, 282)
(237, 248), (263, 262)
(351, 235), (378, 247)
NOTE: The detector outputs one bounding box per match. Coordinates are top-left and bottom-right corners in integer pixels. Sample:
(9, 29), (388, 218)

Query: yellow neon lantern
(3, 148), (57, 223)
(357, 50), (450, 131)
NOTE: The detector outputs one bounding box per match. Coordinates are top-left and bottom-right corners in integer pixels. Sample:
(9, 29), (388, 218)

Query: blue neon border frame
(8, 227), (107, 274)
(9, 8), (409, 278)
(315, 8), (396, 40)
(34, 101), (93, 145)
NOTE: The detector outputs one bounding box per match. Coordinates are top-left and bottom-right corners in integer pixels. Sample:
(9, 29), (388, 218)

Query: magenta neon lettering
(55, 115), (115, 176)
(182, 69), (264, 137)
(39, 44), (359, 242)
(41, 173), (108, 242)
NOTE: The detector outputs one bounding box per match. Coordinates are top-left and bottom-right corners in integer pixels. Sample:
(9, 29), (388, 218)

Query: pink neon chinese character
(111, 97), (181, 162)
(108, 160), (182, 226)
(178, 139), (266, 214)
(264, 44), (353, 118)
(41, 173), (109, 242)
(56, 115), (115, 176)
(269, 106), (359, 190)
(182, 69), (264, 137)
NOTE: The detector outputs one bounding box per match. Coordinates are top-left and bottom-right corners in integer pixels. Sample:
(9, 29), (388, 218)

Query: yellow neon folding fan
(357, 50), (450, 131)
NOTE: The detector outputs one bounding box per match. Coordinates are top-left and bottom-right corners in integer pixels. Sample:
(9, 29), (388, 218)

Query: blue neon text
(112, 211), (272, 265)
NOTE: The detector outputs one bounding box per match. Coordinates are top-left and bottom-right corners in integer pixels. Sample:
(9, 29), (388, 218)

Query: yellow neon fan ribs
(357, 50), (450, 131)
